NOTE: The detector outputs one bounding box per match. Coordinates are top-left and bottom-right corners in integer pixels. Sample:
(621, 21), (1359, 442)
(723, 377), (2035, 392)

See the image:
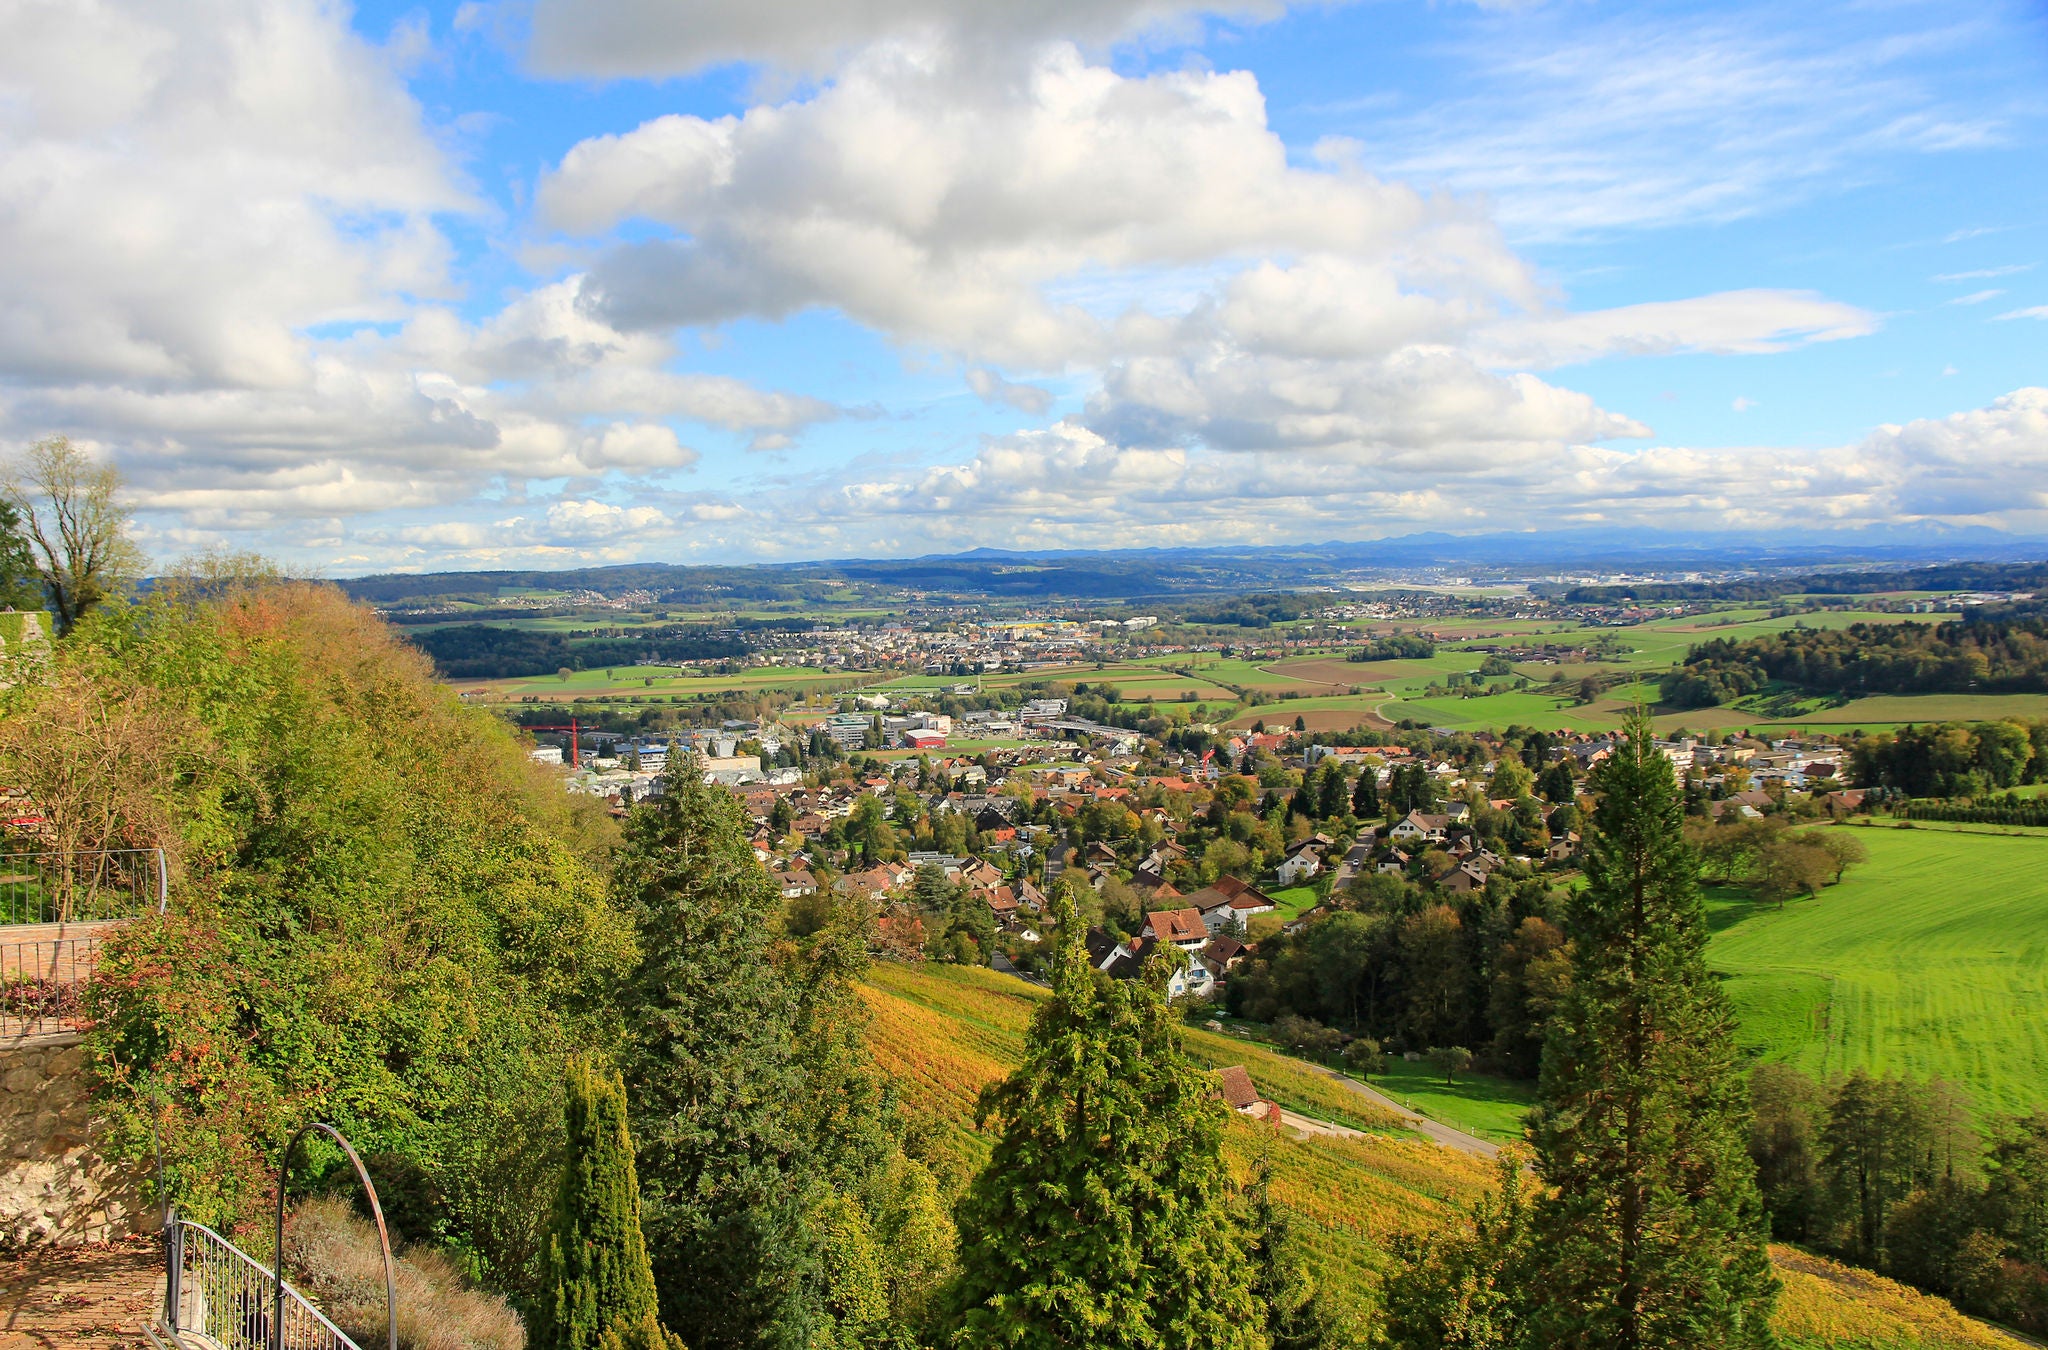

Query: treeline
(1894, 799), (2048, 826)
(410, 623), (747, 678)
(338, 562), (813, 606)
(1226, 875), (1569, 1079)
(1849, 720), (2048, 797)
(1749, 1064), (2048, 1335)
(1662, 618), (2048, 707)
(1346, 634), (1437, 661)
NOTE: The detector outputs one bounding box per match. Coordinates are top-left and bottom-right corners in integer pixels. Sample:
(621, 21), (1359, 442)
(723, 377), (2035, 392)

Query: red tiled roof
(1145, 907), (1207, 944)
(1213, 1065), (1259, 1111)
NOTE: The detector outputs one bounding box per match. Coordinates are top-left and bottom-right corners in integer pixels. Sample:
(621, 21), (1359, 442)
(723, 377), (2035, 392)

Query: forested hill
(410, 623), (746, 678)
(1661, 617), (2048, 707)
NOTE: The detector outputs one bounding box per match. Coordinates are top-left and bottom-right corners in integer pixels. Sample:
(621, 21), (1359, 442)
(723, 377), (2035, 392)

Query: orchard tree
(1812, 830), (1869, 884)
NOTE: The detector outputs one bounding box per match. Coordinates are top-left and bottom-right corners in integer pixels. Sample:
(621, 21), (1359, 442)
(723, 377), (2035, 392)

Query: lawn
(1368, 1058), (1537, 1145)
(1266, 884), (1325, 920)
(1707, 826), (2048, 1118)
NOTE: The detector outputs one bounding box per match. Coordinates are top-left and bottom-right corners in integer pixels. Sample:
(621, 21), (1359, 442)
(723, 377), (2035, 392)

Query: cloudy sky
(2, 0), (2045, 573)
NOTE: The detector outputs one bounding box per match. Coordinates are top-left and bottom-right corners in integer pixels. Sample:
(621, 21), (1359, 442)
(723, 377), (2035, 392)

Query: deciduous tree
(2, 435), (146, 632)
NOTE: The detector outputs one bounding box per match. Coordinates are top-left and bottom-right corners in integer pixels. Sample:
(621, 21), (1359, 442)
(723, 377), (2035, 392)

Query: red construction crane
(521, 719), (584, 767)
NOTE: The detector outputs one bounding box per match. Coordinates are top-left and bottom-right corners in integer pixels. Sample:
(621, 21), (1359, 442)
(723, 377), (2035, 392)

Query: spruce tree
(1352, 766), (1379, 818)
(539, 1058), (684, 1350)
(613, 755), (811, 1350)
(1523, 714), (1778, 1349)
(949, 893), (1269, 1350)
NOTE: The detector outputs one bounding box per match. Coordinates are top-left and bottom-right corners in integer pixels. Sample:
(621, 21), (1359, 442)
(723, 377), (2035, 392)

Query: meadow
(860, 960), (2019, 1347)
(1368, 1058), (1538, 1144)
(1707, 826), (2048, 1119)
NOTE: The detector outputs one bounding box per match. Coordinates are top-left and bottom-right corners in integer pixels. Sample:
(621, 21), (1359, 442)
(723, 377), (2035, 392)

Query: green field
(458, 663), (859, 701)
(1708, 827), (2048, 1118)
(1371, 1058), (1537, 1144)
(431, 601), (1992, 736)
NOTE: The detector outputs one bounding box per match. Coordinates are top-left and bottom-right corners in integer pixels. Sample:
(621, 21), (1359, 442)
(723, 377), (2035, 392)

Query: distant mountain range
(334, 527), (2048, 606)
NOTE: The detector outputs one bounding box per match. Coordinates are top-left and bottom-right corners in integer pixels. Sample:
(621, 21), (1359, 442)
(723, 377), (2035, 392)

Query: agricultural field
(1707, 826), (2048, 1119)
(861, 961), (2017, 1347)
(878, 661), (1238, 702)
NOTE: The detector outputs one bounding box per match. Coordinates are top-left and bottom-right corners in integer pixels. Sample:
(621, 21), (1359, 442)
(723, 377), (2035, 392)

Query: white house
(1388, 811), (1450, 845)
(1275, 849), (1322, 885)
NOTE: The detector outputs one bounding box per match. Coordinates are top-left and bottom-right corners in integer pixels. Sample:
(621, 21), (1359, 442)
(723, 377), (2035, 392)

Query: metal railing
(0, 927), (102, 1038)
(145, 1122), (395, 1350)
(0, 847), (168, 925)
(153, 1216), (363, 1350)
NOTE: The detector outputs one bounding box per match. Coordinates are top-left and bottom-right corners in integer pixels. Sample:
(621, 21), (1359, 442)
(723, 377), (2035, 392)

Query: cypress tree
(1523, 714), (1778, 1348)
(949, 893), (1269, 1350)
(540, 1058), (684, 1350)
(1352, 765), (1380, 818)
(613, 754), (812, 1350)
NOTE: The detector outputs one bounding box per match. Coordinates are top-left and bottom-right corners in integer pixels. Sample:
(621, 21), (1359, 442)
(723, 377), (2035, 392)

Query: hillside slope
(861, 962), (2032, 1350)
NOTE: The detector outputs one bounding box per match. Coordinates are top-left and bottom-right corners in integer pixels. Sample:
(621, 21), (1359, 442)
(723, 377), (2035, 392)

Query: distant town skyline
(1, 0), (2044, 571)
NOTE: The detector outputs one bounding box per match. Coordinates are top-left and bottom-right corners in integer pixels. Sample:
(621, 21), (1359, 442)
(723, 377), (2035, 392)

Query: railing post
(154, 847), (168, 915)
(274, 1123), (397, 1350)
(164, 1210), (183, 1335)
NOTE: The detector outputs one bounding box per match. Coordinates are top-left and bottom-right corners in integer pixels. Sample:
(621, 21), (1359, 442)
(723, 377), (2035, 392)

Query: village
(528, 697), (1869, 1008)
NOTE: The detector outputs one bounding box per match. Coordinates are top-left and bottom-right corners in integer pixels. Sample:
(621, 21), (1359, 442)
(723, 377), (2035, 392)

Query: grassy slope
(860, 961), (2019, 1348)
(1369, 1059), (1538, 1144)
(1707, 827), (2048, 1119)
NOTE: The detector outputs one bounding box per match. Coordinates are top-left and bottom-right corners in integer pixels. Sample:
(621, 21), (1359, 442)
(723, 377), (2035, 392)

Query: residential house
(1389, 811), (1450, 845)
(1275, 845), (1322, 885)
(1440, 864), (1489, 894)
(1142, 908), (1209, 951)
(1183, 877), (1277, 934)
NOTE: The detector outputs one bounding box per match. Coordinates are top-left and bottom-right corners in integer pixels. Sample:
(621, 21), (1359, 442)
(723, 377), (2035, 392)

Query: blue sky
(0, 0), (2043, 571)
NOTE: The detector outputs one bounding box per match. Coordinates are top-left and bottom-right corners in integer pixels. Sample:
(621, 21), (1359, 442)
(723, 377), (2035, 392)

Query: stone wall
(0, 1031), (150, 1247)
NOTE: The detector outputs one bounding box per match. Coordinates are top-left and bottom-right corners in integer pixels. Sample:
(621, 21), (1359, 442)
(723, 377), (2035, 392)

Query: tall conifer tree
(1524, 714), (1777, 1348)
(949, 895), (1269, 1349)
(1351, 765), (1380, 819)
(613, 754), (811, 1350)
(539, 1058), (684, 1350)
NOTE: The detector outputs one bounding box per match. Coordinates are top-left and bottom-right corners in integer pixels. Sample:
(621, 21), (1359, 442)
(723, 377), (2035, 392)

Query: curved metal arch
(273, 1123), (398, 1350)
